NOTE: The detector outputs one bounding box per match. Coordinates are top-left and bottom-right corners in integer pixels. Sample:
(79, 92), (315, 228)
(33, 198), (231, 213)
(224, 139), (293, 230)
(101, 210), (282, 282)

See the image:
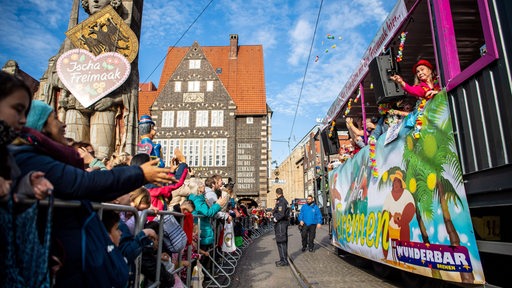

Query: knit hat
(26, 100), (53, 132)
(138, 114), (155, 125)
(412, 59), (434, 74)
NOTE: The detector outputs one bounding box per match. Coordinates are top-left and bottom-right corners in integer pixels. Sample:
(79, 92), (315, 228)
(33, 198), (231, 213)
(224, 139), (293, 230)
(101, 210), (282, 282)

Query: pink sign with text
(56, 49), (130, 108)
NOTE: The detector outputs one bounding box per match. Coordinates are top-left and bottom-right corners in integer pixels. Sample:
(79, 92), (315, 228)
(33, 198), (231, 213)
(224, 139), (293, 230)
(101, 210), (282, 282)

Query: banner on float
(328, 91), (485, 284)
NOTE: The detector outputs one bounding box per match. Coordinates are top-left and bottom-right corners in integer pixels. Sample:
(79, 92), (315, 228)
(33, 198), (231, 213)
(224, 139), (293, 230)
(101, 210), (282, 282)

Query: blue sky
(0, 0), (395, 164)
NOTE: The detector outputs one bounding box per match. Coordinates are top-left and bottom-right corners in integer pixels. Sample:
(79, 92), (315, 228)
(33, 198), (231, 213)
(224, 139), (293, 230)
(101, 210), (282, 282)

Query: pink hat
(412, 59), (434, 74)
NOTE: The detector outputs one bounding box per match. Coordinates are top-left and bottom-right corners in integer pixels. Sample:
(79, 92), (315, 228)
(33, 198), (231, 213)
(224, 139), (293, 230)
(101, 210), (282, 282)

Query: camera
(387, 69), (398, 76)
(224, 177), (235, 189)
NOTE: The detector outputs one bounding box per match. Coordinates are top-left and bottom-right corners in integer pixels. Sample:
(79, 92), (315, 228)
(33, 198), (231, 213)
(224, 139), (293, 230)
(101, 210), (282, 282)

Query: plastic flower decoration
(396, 31), (407, 62)
(344, 98), (353, 116)
(368, 135), (378, 178)
(354, 89), (361, 103)
(328, 120), (336, 138)
(378, 103), (391, 115)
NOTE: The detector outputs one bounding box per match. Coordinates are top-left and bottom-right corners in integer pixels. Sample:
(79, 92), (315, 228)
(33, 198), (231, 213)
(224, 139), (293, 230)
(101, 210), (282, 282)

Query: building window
(188, 81), (200, 92)
(189, 59), (200, 69)
(154, 138), (180, 166)
(246, 117), (253, 124)
(174, 81), (181, 92)
(215, 139), (227, 166)
(206, 81), (214, 92)
(158, 138), (227, 167)
(183, 139), (200, 166)
(196, 110), (208, 127)
(211, 110), (224, 127)
(176, 111), (189, 127)
(202, 139), (214, 166)
(162, 111), (174, 127)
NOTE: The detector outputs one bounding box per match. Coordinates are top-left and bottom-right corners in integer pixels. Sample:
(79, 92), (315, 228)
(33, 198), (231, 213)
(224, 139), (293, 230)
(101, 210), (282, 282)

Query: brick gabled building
(139, 34), (271, 206)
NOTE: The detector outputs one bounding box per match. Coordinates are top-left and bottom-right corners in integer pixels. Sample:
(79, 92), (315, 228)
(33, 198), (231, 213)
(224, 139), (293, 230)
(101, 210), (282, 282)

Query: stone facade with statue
(37, 0), (143, 160)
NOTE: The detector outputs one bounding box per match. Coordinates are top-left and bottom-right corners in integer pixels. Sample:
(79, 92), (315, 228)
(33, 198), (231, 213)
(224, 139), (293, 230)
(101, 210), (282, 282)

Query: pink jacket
(147, 168), (188, 220)
(403, 81), (440, 99)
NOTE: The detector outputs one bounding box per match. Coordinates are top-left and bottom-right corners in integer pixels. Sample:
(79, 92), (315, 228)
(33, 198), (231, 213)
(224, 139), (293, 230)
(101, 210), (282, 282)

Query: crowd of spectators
(1, 71), (273, 287)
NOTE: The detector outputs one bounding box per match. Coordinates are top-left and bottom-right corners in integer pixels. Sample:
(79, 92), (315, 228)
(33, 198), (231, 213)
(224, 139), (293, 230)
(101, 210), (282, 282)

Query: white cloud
(288, 18), (313, 66)
(253, 29), (277, 50)
(27, 0), (65, 27)
(0, 1), (67, 78)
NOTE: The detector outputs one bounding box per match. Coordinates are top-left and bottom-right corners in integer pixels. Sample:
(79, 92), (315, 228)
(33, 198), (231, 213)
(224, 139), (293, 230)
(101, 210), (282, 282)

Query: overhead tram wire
(287, 0), (324, 150)
(141, 0), (215, 84)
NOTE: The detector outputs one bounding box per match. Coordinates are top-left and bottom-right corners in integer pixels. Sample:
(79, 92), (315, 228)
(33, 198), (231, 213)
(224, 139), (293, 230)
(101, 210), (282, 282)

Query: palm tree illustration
(378, 92), (474, 283)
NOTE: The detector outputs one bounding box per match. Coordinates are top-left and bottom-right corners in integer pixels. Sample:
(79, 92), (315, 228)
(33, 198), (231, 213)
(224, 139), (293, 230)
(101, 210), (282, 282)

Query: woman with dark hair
(0, 71), (54, 287)
(0, 72), (54, 200)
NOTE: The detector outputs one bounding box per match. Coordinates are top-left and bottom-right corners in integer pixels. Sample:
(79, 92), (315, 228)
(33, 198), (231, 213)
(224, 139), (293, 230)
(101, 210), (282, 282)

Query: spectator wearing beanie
(23, 100), (83, 168)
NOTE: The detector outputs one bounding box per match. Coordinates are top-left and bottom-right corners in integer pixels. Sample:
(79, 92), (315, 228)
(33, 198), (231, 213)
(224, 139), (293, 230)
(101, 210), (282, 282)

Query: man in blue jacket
(298, 195), (323, 252)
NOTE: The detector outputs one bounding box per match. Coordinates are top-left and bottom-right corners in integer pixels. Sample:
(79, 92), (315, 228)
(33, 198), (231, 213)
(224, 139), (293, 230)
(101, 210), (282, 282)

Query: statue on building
(40, 0), (142, 160)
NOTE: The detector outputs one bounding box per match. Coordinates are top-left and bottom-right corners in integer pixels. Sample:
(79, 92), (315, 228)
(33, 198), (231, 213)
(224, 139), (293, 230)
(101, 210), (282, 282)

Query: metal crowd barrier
(4, 198), (274, 288)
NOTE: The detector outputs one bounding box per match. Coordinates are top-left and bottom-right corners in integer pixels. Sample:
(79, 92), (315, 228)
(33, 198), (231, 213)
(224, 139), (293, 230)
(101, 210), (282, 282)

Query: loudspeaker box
(369, 54), (405, 104)
(321, 129), (340, 155)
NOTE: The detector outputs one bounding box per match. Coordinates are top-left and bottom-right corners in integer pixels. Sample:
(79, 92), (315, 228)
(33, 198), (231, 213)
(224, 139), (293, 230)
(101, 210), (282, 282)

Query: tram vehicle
(290, 198), (308, 225)
(322, 0), (511, 287)
(291, 198), (308, 211)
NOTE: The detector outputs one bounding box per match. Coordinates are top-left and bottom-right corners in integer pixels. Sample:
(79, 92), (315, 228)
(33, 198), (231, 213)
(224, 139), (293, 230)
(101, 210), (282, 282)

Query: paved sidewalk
(230, 225), (403, 288)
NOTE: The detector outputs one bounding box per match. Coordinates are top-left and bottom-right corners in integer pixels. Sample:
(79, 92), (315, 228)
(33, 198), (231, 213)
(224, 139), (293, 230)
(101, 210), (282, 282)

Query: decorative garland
(396, 32), (407, 62)
(368, 135), (378, 178)
(344, 98), (353, 116)
(413, 80), (439, 138)
(354, 89), (361, 103)
(328, 120), (336, 138)
(413, 99), (427, 138)
(378, 103), (391, 115)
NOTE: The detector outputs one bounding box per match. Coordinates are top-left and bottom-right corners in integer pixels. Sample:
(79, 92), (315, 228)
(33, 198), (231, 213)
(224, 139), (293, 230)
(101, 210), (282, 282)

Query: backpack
(81, 201), (129, 288)
(160, 214), (187, 253)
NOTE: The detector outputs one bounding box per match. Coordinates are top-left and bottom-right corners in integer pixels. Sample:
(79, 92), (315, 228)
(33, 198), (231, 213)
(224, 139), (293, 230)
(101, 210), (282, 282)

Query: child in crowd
(140, 221), (175, 287)
(111, 189), (157, 287)
(131, 153), (188, 221)
(114, 186), (152, 234)
(101, 210), (122, 247)
(105, 152), (132, 169)
(72, 141), (107, 171)
(179, 223), (210, 284)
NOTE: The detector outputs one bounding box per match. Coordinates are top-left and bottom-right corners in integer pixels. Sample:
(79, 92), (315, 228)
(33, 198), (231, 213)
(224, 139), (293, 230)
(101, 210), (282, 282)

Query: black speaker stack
(369, 54), (406, 104)
(321, 129), (340, 155)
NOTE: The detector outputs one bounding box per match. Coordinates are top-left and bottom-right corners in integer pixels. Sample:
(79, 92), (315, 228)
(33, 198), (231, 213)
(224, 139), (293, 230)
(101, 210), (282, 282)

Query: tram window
(450, 0), (485, 71)
(435, 0), (498, 89)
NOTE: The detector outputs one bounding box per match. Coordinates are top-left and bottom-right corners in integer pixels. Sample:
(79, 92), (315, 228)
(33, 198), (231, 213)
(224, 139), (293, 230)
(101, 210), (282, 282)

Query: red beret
(412, 59), (434, 74)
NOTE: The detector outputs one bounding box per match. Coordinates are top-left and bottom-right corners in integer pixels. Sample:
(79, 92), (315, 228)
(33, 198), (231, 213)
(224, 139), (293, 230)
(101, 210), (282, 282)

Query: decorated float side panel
(329, 91), (484, 284)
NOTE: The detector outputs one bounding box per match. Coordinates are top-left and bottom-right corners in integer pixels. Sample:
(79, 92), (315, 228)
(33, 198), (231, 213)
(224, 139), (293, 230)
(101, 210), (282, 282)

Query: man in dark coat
(273, 188), (290, 267)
